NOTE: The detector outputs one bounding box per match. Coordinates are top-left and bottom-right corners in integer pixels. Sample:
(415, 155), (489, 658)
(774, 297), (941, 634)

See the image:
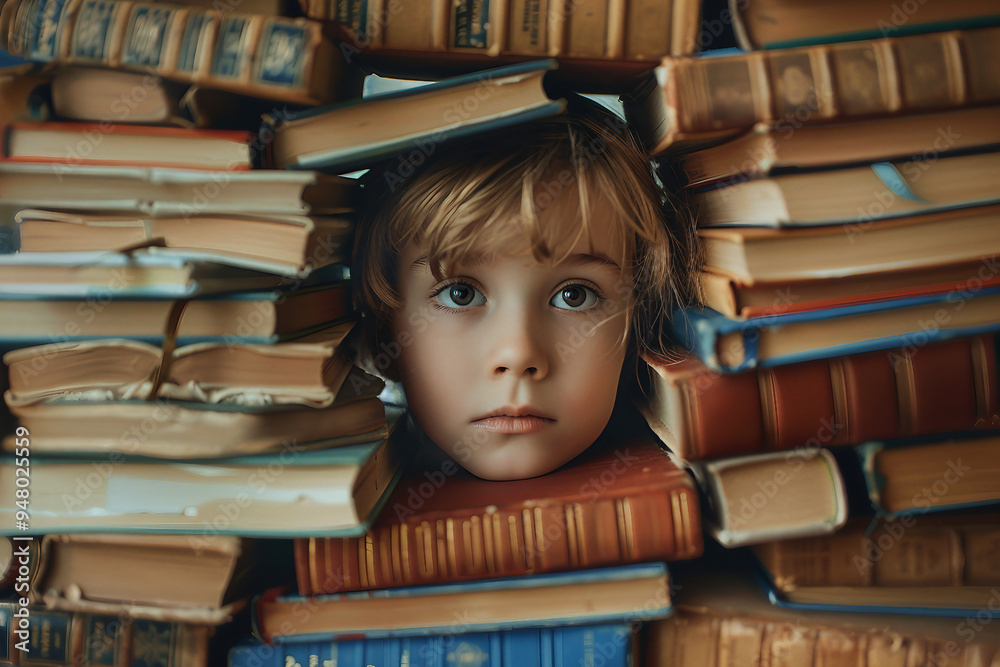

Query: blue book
(0, 410), (402, 537)
(253, 563), (671, 641)
(672, 286), (1000, 372)
(230, 623), (635, 667)
(263, 60), (565, 174)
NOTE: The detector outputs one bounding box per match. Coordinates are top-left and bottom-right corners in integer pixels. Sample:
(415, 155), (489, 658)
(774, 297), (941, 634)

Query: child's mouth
(471, 415), (555, 434)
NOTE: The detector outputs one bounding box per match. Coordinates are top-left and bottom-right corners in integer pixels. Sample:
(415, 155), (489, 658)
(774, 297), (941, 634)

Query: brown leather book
(294, 417), (703, 594)
(626, 25), (1000, 153)
(640, 334), (998, 461)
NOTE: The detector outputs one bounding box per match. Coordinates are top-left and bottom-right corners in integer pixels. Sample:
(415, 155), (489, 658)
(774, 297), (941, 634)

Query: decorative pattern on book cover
(294, 427), (701, 594)
(642, 334), (999, 461)
(628, 25), (1000, 152)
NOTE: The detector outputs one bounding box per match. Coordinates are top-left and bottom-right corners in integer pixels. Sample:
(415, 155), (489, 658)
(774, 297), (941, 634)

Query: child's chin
(450, 440), (590, 481)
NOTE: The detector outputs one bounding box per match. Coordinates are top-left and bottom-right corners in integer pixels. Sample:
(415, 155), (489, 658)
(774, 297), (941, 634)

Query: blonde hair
(352, 94), (700, 377)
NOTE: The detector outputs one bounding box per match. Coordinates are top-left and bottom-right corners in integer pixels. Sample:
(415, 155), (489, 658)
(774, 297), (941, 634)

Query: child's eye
(434, 282), (486, 309)
(550, 284), (599, 311)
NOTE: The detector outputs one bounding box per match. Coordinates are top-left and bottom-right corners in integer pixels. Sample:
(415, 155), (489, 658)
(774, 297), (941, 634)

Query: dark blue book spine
(228, 624), (633, 667)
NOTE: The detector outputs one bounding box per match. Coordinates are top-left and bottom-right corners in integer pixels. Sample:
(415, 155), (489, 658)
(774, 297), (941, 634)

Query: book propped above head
(625, 26), (1000, 153)
(680, 106), (1000, 188)
(0, 408), (404, 536)
(729, 0), (1000, 49)
(700, 205), (1000, 285)
(33, 534), (294, 625)
(14, 209), (353, 278)
(753, 513), (1000, 615)
(649, 552), (1000, 667)
(265, 60), (566, 173)
(305, 0), (701, 91)
(255, 563), (671, 642)
(1, 121), (256, 171)
(295, 409), (702, 595)
(4, 322), (354, 407)
(638, 334), (999, 462)
(3, 365), (387, 458)
(0, 280), (350, 345)
(0, 163), (356, 216)
(695, 151), (1000, 228)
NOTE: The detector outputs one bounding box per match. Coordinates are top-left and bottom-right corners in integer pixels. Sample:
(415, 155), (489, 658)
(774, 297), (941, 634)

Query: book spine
(4, 0), (334, 104)
(754, 519), (1000, 589)
(647, 609), (1000, 667)
(667, 26), (1000, 139)
(680, 335), (997, 460)
(324, 0), (687, 59)
(229, 624), (633, 667)
(297, 485), (701, 594)
(0, 603), (210, 667)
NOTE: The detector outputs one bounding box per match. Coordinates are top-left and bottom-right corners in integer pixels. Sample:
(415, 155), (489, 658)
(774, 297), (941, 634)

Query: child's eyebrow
(565, 253), (622, 271)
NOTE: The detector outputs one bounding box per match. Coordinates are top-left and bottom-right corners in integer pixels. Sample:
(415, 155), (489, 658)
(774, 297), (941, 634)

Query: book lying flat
(33, 534), (293, 624)
(265, 60), (565, 173)
(0, 411), (403, 536)
(295, 411), (702, 594)
(255, 563), (671, 641)
(4, 323), (354, 407)
(753, 513), (1000, 615)
(672, 288), (1000, 373)
(230, 624), (636, 667)
(15, 209), (354, 278)
(650, 553), (1000, 667)
(3, 367), (386, 458)
(638, 335), (998, 461)
(695, 151), (1000, 228)
(0, 280), (350, 344)
(0, 163), (355, 216)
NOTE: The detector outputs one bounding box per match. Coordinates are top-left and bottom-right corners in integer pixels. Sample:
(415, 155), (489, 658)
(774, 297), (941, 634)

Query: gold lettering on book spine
(618, 497), (634, 560)
(483, 512), (497, 573)
(565, 502), (580, 567)
(521, 508), (536, 571)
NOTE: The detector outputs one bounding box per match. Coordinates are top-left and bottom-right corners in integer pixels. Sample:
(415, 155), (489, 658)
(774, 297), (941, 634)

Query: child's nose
(487, 312), (550, 381)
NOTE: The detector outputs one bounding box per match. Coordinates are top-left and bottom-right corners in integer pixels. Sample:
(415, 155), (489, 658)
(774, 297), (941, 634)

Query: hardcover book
(625, 26), (1000, 153)
(294, 414), (702, 595)
(255, 562), (671, 641)
(639, 334), (999, 461)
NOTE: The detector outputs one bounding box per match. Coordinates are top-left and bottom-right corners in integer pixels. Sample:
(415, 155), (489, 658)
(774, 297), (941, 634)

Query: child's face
(393, 195), (632, 480)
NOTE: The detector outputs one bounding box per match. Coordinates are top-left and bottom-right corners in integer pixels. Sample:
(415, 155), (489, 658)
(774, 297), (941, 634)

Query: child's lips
(471, 406), (555, 434)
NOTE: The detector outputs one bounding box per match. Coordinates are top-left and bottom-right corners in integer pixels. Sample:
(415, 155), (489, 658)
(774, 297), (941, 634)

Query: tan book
(627, 26), (1000, 153)
(754, 514), (1000, 611)
(729, 0), (1000, 50)
(648, 557), (1000, 667)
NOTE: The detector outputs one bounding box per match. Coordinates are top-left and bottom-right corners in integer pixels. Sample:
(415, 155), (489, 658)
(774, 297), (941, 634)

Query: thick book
(672, 288), (1000, 373)
(3, 0), (346, 105)
(648, 555), (1000, 666)
(699, 204), (1000, 283)
(625, 26), (1000, 153)
(0, 417), (403, 536)
(859, 433), (1000, 518)
(639, 335), (999, 461)
(698, 260), (1000, 321)
(32, 534), (292, 624)
(49, 66), (193, 126)
(0, 163), (356, 216)
(255, 562), (670, 641)
(14, 209), (352, 278)
(729, 0), (1000, 50)
(753, 513), (1000, 615)
(230, 623), (635, 667)
(695, 151), (1000, 228)
(4, 323), (353, 407)
(688, 448), (847, 548)
(1, 121), (255, 170)
(307, 0), (701, 88)
(680, 106), (1000, 187)
(294, 422), (702, 595)
(265, 60), (565, 173)
(0, 602), (211, 667)
(3, 366), (386, 458)
(0, 280), (351, 345)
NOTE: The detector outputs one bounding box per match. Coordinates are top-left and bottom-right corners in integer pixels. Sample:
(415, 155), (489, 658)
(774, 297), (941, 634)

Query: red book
(294, 415), (703, 595)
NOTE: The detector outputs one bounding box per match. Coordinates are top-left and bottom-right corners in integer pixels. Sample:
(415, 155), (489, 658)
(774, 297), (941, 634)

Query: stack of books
(626, 0), (1000, 653)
